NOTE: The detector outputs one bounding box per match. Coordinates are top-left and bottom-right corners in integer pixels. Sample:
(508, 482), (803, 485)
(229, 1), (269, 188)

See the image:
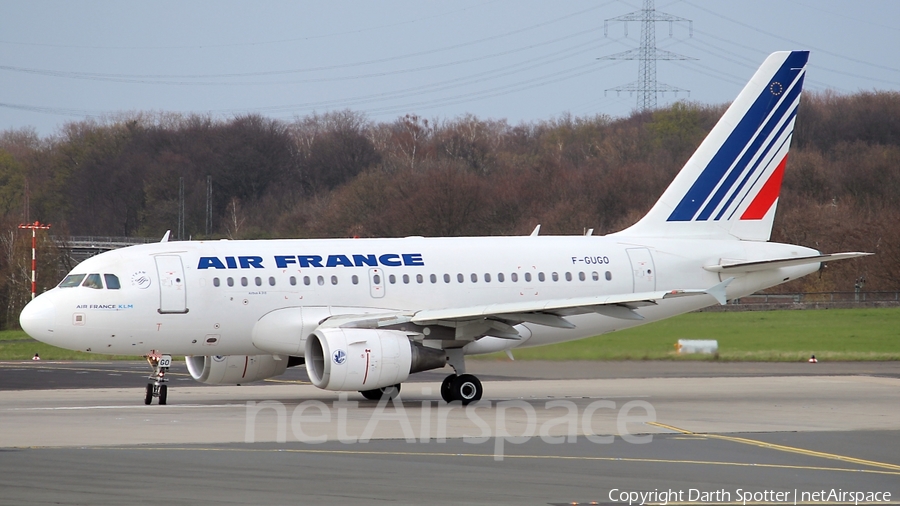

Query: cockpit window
(82, 274), (103, 289)
(59, 274), (86, 288)
(104, 274), (121, 290)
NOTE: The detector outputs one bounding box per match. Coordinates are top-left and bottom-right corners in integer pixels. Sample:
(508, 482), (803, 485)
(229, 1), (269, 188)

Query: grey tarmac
(0, 360), (898, 505)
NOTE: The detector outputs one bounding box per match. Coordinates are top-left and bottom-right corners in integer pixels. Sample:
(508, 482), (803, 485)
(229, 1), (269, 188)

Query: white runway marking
(5, 404), (243, 411)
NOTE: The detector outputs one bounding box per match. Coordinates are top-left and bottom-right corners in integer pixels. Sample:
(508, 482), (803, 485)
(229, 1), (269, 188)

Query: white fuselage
(22, 235), (819, 358)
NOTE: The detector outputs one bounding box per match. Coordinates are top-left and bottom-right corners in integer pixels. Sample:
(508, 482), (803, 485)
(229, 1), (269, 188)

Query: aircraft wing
(703, 252), (871, 273)
(411, 284), (727, 324)
(321, 278), (733, 341)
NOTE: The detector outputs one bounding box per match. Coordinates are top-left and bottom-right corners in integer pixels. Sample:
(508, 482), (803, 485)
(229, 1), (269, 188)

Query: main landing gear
(440, 374), (483, 405)
(440, 349), (483, 405)
(359, 384), (401, 401)
(144, 351), (172, 405)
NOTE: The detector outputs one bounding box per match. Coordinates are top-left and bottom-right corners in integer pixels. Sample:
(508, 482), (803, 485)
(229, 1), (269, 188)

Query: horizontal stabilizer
(704, 252), (872, 273)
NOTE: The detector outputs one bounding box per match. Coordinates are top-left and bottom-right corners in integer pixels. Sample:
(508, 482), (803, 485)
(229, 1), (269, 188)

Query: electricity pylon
(600, 0), (693, 111)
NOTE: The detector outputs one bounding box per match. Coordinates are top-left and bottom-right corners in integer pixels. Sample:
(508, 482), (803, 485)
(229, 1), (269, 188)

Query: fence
(53, 236), (156, 264)
(729, 291), (900, 305)
(54, 236), (156, 249)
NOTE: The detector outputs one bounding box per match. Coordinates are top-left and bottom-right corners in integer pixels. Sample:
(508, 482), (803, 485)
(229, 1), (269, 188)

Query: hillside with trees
(0, 90), (897, 328)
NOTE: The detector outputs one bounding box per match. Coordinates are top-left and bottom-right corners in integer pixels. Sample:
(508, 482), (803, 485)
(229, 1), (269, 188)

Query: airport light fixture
(18, 221), (51, 300)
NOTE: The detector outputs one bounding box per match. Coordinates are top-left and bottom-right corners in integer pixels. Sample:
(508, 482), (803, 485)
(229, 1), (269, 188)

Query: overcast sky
(2, 0), (899, 136)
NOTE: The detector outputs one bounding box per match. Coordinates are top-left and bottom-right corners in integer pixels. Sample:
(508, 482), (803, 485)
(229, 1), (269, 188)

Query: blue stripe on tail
(697, 76), (804, 221)
(667, 51), (808, 222)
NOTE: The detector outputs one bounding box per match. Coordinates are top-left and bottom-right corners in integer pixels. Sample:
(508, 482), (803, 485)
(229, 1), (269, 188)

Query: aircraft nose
(20, 295), (55, 341)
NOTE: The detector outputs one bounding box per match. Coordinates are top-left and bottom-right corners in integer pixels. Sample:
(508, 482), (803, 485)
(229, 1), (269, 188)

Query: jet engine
(305, 328), (445, 391)
(185, 354), (292, 385)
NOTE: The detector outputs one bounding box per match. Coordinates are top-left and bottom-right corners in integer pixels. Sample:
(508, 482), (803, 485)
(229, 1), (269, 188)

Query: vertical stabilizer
(616, 51), (808, 241)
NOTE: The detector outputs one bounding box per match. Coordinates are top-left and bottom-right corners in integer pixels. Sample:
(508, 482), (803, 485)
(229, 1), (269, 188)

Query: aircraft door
(368, 268), (385, 298)
(626, 248), (656, 293)
(155, 255), (188, 313)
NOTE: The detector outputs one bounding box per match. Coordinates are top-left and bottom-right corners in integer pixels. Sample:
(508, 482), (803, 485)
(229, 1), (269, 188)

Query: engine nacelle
(186, 354), (289, 385)
(305, 328), (445, 391)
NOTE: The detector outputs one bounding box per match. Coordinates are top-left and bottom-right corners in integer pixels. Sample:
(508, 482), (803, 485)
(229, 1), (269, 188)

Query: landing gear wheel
(440, 374), (456, 403)
(360, 383), (401, 401)
(144, 351), (171, 406)
(451, 374), (483, 405)
(360, 389), (381, 401)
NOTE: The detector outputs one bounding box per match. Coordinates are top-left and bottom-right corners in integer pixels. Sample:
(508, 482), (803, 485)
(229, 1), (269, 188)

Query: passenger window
(605, 271), (612, 281)
(470, 273), (477, 283)
(83, 274), (103, 289)
(403, 274), (410, 284)
(255, 277), (262, 286)
(511, 273), (518, 282)
(389, 274), (396, 284)
(565, 272), (573, 282)
(417, 274), (424, 284)
(457, 273), (464, 283)
(538, 272), (545, 282)
(579, 272), (586, 281)
(268, 276), (276, 286)
(241, 277), (248, 287)
(552, 272), (559, 282)
(484, 273), (491, 283)
(104, 274), (121, 289)
(524, 272), (532, 282)
(290, 276), (297, 286)
(497, 273), (504, 282)
(430, 274), (437, 283)
(444, 274), (451, 283)
(331, 275), (338, 285)
(373, 274), (381, 284)
(352, 275), (359, 285)
(592, 271), (600, 281)
(304, 276), (311, 286)
(317, 276), (325, 286)
(213, 277), (220, 287)
(227, 277), (234, 287)
(59, 274), (86, 287)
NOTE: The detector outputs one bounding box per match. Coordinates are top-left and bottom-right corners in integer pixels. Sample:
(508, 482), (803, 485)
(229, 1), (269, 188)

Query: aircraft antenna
(599, 0), (693, 111)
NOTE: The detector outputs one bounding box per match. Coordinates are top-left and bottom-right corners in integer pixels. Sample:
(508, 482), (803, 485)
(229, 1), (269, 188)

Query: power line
(0, 38), (626, 121)
(681, 0), (900, 75)
(230, 39), (623, 115)
(0, 27), (604, 86)
(0, 1), (505, 50)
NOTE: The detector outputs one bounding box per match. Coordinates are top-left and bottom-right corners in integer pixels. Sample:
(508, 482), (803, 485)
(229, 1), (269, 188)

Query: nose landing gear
(144, 351), (172, 405)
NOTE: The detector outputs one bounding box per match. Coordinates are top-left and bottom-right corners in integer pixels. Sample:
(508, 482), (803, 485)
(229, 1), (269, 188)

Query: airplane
(20, 51), (869, 405)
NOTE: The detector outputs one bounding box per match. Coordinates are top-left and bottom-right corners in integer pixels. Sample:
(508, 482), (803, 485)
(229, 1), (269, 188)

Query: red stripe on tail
(741, 154), (788, 220)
